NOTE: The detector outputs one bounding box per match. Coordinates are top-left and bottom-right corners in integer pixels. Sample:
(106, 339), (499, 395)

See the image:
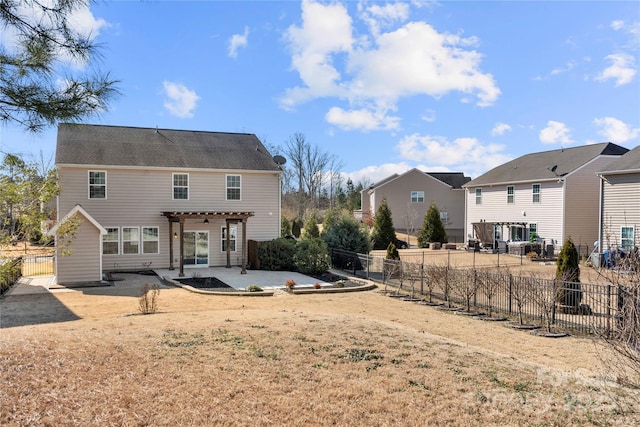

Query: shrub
(258, 238), (297, 271)
(370, 198), (397, 250)
(555, 237), (582, 307)
(0, 259), (22, 295)
(281, 217), (292, 237)
(321, 210), (371, 253)
(333, 280), (345, 288)
(246, 285), (263, 292)
(418, 203), (447, 247)
(138, 283), (160, 315)
(296, 238), (330, 275)
(285, 279), (296, 291)
(386, 242), (400, 260)
(302, 211), (320, 240)
(291, 218), (302, 238)
(313, 283), (322, 289)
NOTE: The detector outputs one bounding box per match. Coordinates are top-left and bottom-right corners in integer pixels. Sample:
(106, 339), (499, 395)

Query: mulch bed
(175, 277), (237, 290)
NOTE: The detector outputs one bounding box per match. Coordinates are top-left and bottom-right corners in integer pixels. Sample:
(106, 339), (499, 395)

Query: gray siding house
(50, 124), (282, 284)
(464, 143), (629, 253)
(597, 145), (640, 253)
(360, 168), (470, 243)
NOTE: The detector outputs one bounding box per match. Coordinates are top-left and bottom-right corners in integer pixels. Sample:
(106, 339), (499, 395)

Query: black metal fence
(330, 248), (628, 335)
(19, 255), (55, 277)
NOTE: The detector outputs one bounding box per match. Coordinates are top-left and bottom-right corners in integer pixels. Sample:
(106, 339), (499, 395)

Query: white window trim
(103, 226), (119, 255)
(475, 188), (482, 205)
(507, 186), (515, 204)
(621, 226), (635, 250)
(142, 226), (160, 254)
(221, 225), (238, 252)
(88, 170), (107, 199)
(411, 191), (424, 203)
(226, 174), (242, 201)
(122, 226), (140, 255)
(172, 173), (189, 200)
(532, 183), (541, 204)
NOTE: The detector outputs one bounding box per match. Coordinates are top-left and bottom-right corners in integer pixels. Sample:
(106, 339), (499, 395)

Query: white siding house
(597, 145), (640, 254)
(464, 143), (629, 254)
(360, 169), (470, 243)
(50, 124), (282, 284)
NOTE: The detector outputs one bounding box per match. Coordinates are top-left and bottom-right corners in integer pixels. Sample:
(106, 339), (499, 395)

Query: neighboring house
(49, 124), (282, 284)
(463, 143), (629, 253)
(597, 145), (640, 254)
(360, 168), (470, 243)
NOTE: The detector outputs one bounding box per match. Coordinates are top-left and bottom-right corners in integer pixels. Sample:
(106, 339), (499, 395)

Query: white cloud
(539, 121), (573, 145)
(347, 162), (413, 185)
(595, 53), (636, 86)
(491, 122), (512, 136)
(281, 0), (500, 128)
(228, 26), (249, 59)
(358, 1), (410, 36)
(611, 20), (625, 31)
(593, 117), (640, 143)
(421, 109), (436, 123)
(162, 81), (200, 118)
(325, 106), (400, 131)
(396, 133), (511, 178)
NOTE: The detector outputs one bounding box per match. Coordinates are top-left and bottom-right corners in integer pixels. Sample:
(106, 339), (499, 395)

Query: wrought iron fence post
(473, 269), (477, 306)
(606, 284), (611, 337)
(508, 274), (513, 314)
(420, 252), (424, 295)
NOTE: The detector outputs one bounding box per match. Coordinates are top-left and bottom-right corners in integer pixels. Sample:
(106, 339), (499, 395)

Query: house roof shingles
(56, 123), (281, 172)
(464, 142), (629, 187)
(426, 172), (471, 189)
(598, 145), (640, 174)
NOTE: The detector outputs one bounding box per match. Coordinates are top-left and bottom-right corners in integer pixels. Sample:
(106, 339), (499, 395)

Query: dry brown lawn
(1, 280), (638, 426)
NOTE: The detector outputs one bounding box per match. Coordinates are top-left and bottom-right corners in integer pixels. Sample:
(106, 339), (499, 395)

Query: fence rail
(330, 248), (631, 336)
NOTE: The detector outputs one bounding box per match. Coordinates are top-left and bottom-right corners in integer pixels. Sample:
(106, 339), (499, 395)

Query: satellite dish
(273, 155), (286, 166)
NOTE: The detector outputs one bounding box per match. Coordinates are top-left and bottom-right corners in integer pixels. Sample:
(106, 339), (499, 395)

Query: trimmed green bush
(302, 212), (320, 240)
(386, 242), (400, 260)
(258, 238), (297, 271)
(296, 238), (330, 275)
(292, 218), (302, 238)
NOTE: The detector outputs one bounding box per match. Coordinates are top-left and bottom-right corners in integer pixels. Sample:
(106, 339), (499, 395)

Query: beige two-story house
(463, 143), (628, 254)
(360, 168), (470, 243)
(50, 124), (282, 284)
(597, 144), (640, 253)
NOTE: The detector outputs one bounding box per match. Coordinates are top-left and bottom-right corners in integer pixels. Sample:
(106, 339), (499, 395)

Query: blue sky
(1, 0), (638, 183)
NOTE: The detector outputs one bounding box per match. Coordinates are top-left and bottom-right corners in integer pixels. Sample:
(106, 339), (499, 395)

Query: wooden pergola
(161, 211), (254, 277)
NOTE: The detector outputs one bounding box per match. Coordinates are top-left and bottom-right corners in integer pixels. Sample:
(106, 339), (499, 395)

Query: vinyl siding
(601, 172), (640, 249)
(367, 170), (466, 242)
(465, 182), (564, 245)
(58, 166), (280, 270)
(56, 219), (102, 284)
(564, 156), (619, 247)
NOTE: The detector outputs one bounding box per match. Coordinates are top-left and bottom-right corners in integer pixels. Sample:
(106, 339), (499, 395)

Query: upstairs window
(411, 191), (424, 203)
(89, 171), (106, 199)
(532, 184), (541, 203)
(226, 175), (241, 200)
(173, 173), (189, 200)
(475, 188), (482, 205)
(507, 186), (515, 204)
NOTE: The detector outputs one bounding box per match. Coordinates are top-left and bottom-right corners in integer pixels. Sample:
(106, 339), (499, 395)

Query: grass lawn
(1, 283), (638, 426)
